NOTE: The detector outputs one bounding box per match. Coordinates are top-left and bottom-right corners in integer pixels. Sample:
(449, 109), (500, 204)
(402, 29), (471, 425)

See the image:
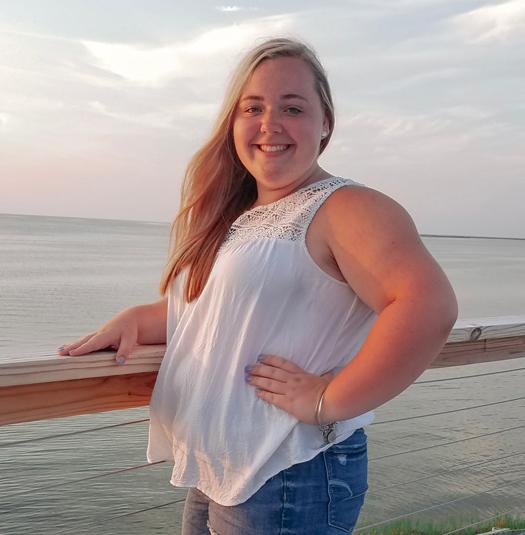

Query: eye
(286, 107), (302, 116)
(244, 106), (262, 114)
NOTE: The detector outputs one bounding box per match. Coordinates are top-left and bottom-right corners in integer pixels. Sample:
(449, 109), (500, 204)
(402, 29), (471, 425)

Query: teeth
(259, 145), (288, 153)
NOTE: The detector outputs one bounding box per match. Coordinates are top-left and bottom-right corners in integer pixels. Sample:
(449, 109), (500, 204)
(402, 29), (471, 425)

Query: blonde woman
(59, 38), (457, 534)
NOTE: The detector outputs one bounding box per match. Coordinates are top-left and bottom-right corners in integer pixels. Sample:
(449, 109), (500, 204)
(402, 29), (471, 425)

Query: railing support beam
(0, 372), (158, 425)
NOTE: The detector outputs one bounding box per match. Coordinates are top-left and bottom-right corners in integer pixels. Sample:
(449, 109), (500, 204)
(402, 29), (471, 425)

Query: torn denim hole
(337, 454), (348, 465)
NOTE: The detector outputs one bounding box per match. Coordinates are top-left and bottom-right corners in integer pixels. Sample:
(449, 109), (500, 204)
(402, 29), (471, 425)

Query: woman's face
(233, 57), (329, 201)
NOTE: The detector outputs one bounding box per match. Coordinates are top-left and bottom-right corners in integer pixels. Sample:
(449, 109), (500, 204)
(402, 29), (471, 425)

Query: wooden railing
(1, 315), (524, 426)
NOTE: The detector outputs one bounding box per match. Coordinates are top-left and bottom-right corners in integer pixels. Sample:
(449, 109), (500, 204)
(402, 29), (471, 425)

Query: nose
(260, 109), (282, 134)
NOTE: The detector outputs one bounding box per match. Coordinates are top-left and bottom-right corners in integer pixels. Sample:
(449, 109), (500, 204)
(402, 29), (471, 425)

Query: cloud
(452, 0), (525, 43)
(215, 6), (259, 12)
(82, 14), (294, 85)
(87, 100), (211, 129)
(444, 106), (495, 121)
(0, 113), (10, 133)
(83, 41), (182, 84)
(2, 1), (524, 237)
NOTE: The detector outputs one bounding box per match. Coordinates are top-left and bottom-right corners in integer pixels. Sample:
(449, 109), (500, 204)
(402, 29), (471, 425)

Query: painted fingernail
(58, 346), (65, 351)
(245, 374), (253, 382)
(257, 354), (265, 361)
(117, 356), (125, 365)
(255, 388), (262, 393)
(244, 365), (253, 372)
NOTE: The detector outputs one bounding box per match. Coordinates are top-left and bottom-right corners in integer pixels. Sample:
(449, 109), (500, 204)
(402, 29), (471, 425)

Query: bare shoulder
(322, 185), (418, 239)
(316, 185), (451, 314)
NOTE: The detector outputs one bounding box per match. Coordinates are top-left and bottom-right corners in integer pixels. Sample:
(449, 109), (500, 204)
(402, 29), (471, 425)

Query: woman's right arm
(57, 297), (168, 365)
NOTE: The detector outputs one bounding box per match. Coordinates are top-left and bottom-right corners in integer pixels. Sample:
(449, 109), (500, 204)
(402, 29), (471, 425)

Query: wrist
(315, 386), (338, 444)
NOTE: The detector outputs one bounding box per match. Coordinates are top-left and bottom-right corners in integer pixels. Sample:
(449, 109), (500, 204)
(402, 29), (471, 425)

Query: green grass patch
(356, 514), (525, 535)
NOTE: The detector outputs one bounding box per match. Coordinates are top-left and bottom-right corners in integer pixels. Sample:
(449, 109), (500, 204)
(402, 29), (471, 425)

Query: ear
(322, 114), (330, 137)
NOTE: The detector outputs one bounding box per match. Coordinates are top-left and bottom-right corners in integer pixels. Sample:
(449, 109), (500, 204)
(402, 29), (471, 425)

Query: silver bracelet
(315, 388), (337, 443)
(315, 388), (328, 426)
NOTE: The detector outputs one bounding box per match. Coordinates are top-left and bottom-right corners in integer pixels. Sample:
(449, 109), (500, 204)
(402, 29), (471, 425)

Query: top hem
(161, 412), (375, 507)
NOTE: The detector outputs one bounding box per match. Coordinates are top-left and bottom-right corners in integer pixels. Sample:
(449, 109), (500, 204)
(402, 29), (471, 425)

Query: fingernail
(68, 350), (76, 356)
(58, 346), (65, 351)
(245, 374), (252, 382)
(117, 356), (125, 365)
(255, 388), (262, 393)
(257, 354), (265, 361)
(244, 365), (253, 372)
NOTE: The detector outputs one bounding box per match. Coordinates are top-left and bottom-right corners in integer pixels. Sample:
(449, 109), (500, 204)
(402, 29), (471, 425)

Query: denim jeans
(181, 428), (368, 535)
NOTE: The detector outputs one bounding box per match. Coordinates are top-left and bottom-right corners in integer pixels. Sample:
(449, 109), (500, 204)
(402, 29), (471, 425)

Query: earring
(321, 131), (327, 138)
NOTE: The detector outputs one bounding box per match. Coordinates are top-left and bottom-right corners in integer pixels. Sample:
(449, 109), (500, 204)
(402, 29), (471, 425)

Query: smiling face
(232, 57), (330, 204)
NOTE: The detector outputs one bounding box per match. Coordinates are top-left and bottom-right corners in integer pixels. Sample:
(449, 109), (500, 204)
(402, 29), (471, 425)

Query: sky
(1, 0), (524, 238)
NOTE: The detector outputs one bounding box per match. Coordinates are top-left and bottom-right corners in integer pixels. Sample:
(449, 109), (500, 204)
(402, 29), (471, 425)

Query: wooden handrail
(1, 316), (524, 426)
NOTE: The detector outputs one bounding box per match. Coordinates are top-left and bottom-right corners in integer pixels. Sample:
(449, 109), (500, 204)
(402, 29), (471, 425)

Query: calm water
(1, 213), (524, 534)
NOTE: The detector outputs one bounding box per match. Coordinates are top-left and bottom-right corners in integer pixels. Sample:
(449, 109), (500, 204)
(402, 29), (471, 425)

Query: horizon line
(1, 212), (524, 242)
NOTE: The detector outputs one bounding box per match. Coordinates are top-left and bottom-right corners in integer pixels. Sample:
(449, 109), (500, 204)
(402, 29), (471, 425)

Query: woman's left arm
(247, 186), (458, 424)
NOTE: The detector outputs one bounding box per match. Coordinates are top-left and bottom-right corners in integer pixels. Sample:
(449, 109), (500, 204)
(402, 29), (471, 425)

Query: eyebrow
(239, 93), (308, 103)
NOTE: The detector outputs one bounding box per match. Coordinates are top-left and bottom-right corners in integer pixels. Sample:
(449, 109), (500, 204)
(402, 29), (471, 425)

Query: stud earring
(321, 131), (327, 138)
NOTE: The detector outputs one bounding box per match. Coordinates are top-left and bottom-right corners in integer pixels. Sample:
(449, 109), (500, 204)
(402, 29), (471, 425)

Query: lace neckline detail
(220, 176), (355, 250)
(244, 176), (341, 215)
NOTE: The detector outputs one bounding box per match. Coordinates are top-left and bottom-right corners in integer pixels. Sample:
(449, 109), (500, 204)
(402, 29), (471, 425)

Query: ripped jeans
(181, 428), (368, 535)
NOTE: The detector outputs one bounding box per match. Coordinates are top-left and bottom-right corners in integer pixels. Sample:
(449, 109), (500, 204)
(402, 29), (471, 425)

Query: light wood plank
(0, 373), (158, 426)
(432, 336), (525, 367)
(447, 315), (525, 342)
(0, 345), (165, 387)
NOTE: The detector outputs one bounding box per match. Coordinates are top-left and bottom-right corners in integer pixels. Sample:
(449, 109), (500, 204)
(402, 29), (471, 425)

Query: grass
(356, 514), (525, 535)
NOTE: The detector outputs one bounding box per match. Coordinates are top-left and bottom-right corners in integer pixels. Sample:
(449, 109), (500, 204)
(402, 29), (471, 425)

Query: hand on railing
(57, 310), (139, 365)
(57, 298), (168, 365)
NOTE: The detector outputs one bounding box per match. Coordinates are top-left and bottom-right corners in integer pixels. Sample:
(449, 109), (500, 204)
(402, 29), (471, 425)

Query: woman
(58, 38), (457, 534)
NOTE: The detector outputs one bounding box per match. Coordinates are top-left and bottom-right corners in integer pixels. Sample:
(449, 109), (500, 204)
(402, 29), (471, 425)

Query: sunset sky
(1, 0), (524, 238)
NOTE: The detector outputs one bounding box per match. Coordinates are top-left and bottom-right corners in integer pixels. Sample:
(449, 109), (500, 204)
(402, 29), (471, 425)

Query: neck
(253, 168), (333, 208)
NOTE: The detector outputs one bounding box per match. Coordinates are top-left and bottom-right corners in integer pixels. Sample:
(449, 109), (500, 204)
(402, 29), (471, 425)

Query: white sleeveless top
(147, 177), (377, 506)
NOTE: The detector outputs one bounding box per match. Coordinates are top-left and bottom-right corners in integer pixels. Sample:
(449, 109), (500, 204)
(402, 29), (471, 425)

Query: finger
(256, 389), (285, 408)
(114, 334), (135, 365)
(256, 354), (304, 373)
(246, 364), (290, 383)
(68, 334), (114, 357)
(247, 375), (288, 394)
(57, 334), (96, 355)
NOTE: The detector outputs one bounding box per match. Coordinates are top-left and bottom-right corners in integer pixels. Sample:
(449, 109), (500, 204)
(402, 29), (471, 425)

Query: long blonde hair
(159, 37), (335, 301)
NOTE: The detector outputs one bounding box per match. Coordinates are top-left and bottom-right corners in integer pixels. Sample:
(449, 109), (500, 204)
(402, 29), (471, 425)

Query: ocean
(1, 213), (524, 534)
